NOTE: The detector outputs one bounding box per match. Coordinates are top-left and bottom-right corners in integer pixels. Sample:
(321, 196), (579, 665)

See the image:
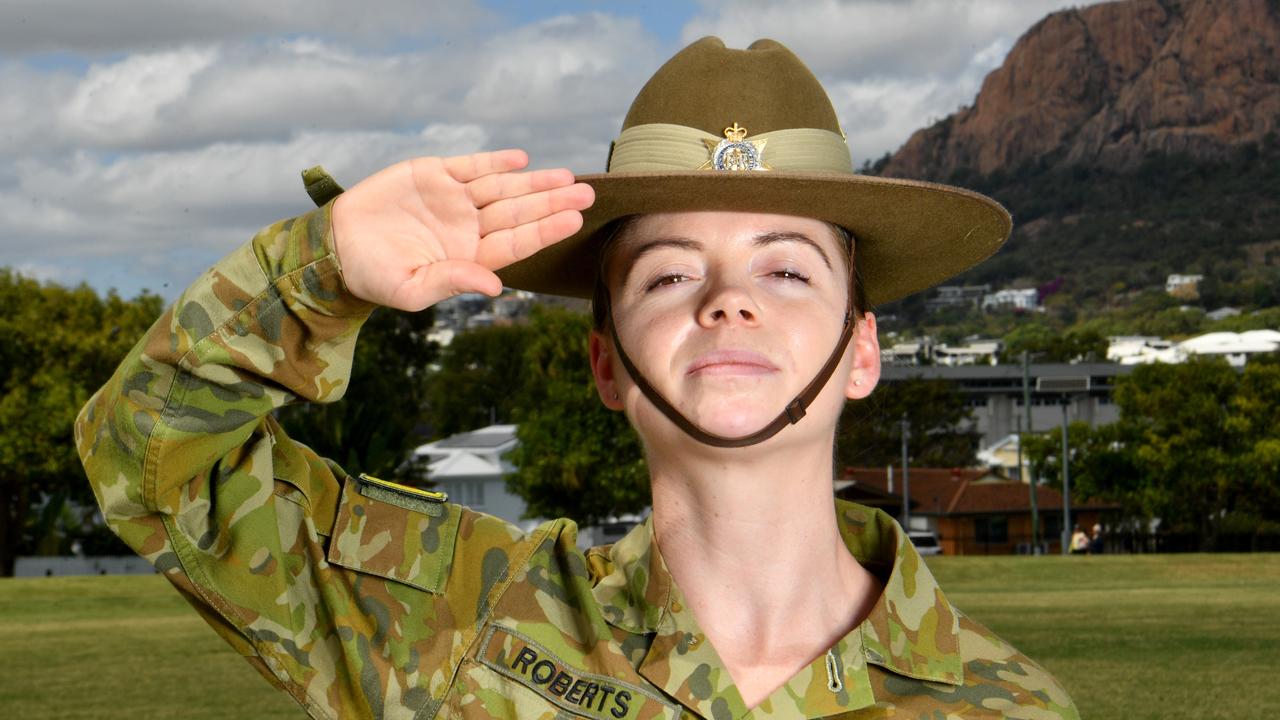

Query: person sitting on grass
(77, 37), (1078, 719)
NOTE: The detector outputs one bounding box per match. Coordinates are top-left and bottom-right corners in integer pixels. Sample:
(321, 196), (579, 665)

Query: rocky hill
(870, 0), (1280, 340)
(883, 0), (1280, 180)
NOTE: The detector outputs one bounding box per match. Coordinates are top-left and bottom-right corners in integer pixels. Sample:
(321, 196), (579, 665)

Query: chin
(682, 398), (779, 437)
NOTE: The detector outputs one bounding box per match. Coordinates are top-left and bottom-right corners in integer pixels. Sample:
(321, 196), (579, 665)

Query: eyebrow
(624, 232), (832, 266)
(624, 237), (704, 266)
(616, 230), (834, 285)
(752, 231), (833, 270)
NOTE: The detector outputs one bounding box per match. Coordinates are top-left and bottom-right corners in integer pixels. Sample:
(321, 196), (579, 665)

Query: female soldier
(78, 37), (1078, 718)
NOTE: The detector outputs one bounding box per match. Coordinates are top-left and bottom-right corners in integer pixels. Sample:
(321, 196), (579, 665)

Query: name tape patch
(480, 625), (677, 720)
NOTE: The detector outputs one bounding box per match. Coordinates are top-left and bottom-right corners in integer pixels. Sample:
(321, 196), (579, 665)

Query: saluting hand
(331, 149), (595, 311)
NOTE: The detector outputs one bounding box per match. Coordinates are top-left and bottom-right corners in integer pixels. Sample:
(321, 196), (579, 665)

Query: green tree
(0, 270), (163, 576)
(837, 377), (980, 470)
(1023, 421), (1142, 514)
(999, 320), (1106, 363)
(1026, 359), (1280, 549)
(426, 323), (534, 438)
(506, 307), (648, 524)
(276, 306), (437, 484)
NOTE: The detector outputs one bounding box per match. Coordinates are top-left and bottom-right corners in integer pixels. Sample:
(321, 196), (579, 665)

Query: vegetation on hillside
(874, 135), (1280, 344)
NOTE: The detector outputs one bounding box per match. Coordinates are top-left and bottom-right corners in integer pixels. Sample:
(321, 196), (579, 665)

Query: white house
(982, 288), (1039, 312)
(933, 340), (1001, 366)
(1179, 330), (1280, 367)
(1165, 274), (1204, 298)
(412, 425), (538, 530)
(1107, 335), (1178, 364)
(412, 424), (647, 545)
(976, 434), (1029, 482)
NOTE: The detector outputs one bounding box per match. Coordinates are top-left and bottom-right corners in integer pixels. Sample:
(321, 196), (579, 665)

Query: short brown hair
(591, 216), (868, 331)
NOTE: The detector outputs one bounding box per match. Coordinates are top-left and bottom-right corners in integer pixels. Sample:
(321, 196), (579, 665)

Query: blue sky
(0, 0), (1083, 300)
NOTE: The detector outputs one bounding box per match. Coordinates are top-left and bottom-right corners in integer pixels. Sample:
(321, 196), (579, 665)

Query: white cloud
(680, 0), (1085, 164)
(463, 14), (660, 121)
(0, 125), (489, 266)
(1, 0), (494, 54)
(683, 0), (1082, 77)
(61, 48), (219, 146)
(2, 1), (1086, 298)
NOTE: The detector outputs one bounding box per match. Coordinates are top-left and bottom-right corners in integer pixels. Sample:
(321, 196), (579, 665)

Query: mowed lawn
(2, 554), (1278, 719)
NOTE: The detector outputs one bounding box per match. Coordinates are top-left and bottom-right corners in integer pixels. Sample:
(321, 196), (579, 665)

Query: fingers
(476, 209), (586, 269)
(390, 261), (504, 311)
(466, 167), (576, 208)
(477, 182), (595, 237)
(442, 149), (529, 183)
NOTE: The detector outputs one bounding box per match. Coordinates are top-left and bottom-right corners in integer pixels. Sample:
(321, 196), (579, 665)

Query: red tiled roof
(840, 467), (1116, 515)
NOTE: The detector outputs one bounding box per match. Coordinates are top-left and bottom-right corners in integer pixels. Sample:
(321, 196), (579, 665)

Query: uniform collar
(589, 500), (963, 719)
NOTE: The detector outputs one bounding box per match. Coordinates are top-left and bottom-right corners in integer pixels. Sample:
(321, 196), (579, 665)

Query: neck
(646, 431), (879, 665)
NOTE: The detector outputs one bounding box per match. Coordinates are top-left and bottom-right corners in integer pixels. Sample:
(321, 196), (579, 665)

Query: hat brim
(496, 171), (1011, 307)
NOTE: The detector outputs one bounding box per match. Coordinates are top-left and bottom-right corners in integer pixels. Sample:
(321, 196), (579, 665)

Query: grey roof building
(879, 363), (1134, 448)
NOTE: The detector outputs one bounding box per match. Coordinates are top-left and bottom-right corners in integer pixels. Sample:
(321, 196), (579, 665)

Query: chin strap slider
(784, 399), (807, 424)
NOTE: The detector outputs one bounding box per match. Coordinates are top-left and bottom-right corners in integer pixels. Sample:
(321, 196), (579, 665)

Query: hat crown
(621, 37), (842, 137)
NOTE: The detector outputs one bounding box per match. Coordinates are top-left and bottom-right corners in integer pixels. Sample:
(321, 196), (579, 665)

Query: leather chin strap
(606, 261), (858, 449)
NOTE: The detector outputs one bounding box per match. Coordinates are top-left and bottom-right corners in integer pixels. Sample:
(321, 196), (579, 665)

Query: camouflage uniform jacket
(76, 203), (1080, 720)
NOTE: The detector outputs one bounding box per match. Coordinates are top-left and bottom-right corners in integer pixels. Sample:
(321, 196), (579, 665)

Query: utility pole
(900, 412), (911, 531)
(1061, 397), (1072, 555)
(1021, 351), (1038, 553)
(1036, 375), (1089, 554)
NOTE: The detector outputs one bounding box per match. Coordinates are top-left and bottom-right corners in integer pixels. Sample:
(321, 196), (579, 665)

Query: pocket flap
(326, 474), (459, 594)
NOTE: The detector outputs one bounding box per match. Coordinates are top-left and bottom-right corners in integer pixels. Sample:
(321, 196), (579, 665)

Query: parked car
(907, 530), (943, 556)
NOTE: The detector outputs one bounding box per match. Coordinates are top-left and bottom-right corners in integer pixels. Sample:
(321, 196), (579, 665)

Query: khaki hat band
(608, 123), (854, 174)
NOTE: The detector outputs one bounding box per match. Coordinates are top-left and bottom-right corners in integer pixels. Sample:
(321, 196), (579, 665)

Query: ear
(589, 330), (625, 411)
(845, 312), (881, 400)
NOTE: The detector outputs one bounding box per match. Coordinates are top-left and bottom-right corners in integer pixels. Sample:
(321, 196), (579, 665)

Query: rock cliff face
(883, 0), (1280, 180)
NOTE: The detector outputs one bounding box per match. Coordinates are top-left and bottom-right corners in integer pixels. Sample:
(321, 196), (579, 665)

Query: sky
(1, 0), (1088, 300)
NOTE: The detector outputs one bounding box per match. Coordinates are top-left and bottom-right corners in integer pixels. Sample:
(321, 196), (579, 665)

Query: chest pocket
(326, 473), (460, 593)
(453, 624), (682, 720)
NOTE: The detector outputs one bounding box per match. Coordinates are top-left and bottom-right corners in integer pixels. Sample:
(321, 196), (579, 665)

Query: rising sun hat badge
(700, 123), (771, 171)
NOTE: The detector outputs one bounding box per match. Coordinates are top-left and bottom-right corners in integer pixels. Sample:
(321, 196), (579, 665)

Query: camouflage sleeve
(74, 203), (535, 719)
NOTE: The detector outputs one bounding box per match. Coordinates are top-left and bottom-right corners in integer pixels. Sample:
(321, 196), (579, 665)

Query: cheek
(613, 303), (689, 368)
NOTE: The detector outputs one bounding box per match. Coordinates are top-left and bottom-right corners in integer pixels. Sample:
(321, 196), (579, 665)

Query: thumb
(392, 260), (504, 311)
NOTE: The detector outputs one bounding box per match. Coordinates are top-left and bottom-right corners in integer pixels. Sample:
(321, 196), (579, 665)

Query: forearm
(75, 201), (373, 533)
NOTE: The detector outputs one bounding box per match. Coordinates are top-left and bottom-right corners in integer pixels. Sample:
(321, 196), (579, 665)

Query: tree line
(6, 269), (1277, 573)
(1026, 358), (1280, 550)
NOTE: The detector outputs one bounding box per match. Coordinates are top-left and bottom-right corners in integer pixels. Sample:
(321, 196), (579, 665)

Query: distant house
(1113, 330), (1280, 367)
(1165, 273), (1204, 299)
(926, 285), (990, 312)
(932, 339), (1001, 366)
(412, 424), (646, 545)
(976, 434), (1028, 481)
(1107, 335), (1178, 364)
(412, 425), (538, 530)
(982, 288), (1039, 312)
(840, 467), (1117, 555)
(1179, 329), (1280, 367)
(880, 338), (932, 366)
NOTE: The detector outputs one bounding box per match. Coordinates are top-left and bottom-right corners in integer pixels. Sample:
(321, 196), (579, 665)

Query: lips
(687, 349), (779, 376)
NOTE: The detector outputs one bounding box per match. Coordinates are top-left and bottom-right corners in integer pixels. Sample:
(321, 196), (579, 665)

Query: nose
(697, 277), (761, 328)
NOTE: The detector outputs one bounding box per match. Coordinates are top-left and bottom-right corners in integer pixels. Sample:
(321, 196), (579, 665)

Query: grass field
(2, 554), (1278, 719)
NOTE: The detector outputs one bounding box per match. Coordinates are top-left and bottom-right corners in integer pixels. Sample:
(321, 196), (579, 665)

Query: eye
(645, 273), (692, 291)
(769, 268), (810, 283)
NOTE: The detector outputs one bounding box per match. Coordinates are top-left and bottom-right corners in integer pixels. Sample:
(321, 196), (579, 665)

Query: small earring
(613, 391), (620, 400)
(853, 380), (863, 386)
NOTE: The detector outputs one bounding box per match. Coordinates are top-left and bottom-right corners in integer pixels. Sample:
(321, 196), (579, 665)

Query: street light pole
(1022, 351), (1038, 554)
(1061, 397), (1072, 556)
(901, 412), (911, 532)
(1034, 375), (1090, 556)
